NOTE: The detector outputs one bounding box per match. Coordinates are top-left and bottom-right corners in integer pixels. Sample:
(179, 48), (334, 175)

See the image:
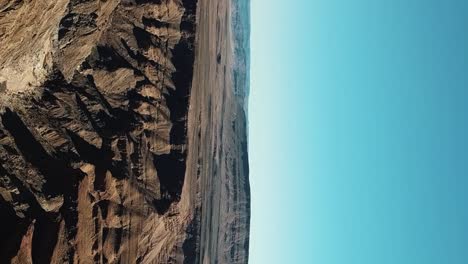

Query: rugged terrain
(0, 0), (249, 263)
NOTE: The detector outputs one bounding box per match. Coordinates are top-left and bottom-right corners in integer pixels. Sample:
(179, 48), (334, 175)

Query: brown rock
(0, 0), (250, 263)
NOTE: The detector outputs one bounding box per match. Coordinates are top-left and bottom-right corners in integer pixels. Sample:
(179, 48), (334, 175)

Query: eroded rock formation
(0, 0), (249, 263)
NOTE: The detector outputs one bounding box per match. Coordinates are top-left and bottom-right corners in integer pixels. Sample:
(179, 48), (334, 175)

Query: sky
(249, 0), (468, 263)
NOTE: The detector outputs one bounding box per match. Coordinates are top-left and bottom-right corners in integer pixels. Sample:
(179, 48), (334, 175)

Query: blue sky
(249, 0), (468, 263)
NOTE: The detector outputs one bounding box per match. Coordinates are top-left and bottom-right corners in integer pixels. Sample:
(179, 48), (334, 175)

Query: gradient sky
(249, 0), (468, 263)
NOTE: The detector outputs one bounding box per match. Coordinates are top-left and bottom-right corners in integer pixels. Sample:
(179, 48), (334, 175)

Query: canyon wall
(0, 0), (249, 263)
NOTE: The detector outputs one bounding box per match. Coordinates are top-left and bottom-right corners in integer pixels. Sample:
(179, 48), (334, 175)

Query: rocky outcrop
(0, 0), (249, 263)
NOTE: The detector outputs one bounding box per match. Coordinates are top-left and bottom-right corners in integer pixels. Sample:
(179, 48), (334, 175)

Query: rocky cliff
(0, 0), (249, 263)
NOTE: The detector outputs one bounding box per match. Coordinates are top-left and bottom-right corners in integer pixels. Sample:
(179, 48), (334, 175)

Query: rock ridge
(0, 0), (250, 263)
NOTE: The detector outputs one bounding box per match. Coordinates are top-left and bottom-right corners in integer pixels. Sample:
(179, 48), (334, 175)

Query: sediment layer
(0, 0), (249, 263)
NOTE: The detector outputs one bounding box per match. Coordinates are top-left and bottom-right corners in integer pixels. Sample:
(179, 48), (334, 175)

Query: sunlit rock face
(0, 0), (250, 263)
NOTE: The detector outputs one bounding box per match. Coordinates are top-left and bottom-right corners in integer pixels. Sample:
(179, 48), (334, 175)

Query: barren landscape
(0, 0), (249, 263)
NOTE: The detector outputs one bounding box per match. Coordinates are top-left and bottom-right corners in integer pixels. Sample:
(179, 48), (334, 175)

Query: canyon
(0, 0), (250, 263)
